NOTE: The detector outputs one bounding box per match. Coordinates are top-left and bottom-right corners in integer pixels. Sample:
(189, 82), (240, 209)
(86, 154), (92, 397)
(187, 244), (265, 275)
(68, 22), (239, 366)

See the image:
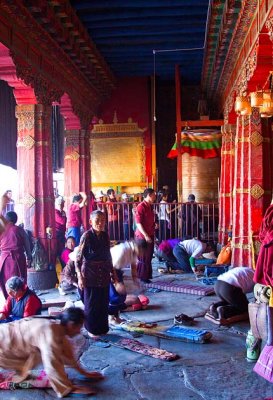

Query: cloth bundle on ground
(0, 370), (50, 390)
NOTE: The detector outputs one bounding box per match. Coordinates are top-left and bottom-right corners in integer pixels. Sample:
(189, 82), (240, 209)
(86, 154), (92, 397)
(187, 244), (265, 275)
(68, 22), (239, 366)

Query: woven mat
(95, 333), (178, 361)
(144, 280), (215, 296)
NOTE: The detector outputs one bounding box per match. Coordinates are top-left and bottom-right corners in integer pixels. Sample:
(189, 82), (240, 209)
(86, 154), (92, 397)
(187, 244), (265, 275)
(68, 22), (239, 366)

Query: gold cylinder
(250, 91), (263, 108)
(235, 95), (251, 115)
(181, 153), (221, 202)
(261, 91), (273, 116)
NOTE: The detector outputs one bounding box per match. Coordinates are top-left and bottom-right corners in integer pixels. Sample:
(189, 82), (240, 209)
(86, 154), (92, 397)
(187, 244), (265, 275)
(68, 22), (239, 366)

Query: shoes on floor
(109, 315), (126, 327)
(209, 303), (219, 319)
(217, 305), (240, 320)
(174, 313), (194, 326)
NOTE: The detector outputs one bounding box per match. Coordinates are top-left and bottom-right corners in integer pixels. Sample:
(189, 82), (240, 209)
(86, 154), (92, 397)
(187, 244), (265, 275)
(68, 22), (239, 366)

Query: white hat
(95, 191), (104, 200)
(121, 193), (129, 199)
(69, 246), (79, 262)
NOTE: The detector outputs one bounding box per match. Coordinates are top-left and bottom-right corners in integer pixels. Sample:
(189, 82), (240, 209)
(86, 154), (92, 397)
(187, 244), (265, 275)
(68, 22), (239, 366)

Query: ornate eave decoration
(265, 17), (273, 42)
(210, 0), (258, 101)
(0, 1), (114, 120)
(91, 112), (147, 138)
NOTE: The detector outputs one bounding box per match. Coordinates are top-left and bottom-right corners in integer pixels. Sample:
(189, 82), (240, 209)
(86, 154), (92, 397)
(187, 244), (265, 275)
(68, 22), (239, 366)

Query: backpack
(216, 242), (232, 265)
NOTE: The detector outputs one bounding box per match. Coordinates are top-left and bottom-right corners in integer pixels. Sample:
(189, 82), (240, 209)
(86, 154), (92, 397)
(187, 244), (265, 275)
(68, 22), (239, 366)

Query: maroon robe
(254, 205), (273, 288)
(0, 223), (31, 298)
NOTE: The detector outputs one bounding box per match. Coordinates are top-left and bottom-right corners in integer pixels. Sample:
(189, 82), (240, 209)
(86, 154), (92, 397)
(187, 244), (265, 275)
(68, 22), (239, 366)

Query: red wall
(98, 77), (152, 180)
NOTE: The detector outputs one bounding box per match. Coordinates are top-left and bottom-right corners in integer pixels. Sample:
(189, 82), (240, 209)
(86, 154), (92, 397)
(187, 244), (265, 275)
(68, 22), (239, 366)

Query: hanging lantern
(260, 90), (273, 118)
(235, 95), (251, 115)
(250, 91), (263, 108)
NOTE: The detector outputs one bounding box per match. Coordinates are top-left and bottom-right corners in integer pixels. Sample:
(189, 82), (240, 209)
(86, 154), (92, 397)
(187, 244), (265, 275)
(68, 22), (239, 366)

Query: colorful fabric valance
(167, 129), (222, 159)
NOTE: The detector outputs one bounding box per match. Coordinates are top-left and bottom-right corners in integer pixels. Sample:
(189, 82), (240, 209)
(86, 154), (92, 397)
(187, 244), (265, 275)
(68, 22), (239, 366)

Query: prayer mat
(204, 312), (249, 326)
(91, 334), (179, 361)
(115, 321), (212, 343)
(143, 280), (215, 296)
(0, 370), (50, 390)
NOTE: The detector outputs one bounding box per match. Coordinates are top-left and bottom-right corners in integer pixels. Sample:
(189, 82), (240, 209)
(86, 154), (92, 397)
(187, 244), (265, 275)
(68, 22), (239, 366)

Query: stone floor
(1, 259), (273, 400)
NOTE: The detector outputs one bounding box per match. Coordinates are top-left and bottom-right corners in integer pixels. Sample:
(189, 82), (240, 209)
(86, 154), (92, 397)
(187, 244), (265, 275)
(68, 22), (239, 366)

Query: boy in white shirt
(210, 267), (254, 320)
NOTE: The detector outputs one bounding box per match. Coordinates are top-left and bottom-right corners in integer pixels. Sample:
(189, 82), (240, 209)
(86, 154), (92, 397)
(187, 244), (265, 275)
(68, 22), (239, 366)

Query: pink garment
(0, 223), (31, 298)
(55, 209), (67, 233)
(60, 248), (72, 266)
(158, 240), (172, 255)
(254, 205), (273, 288)
(67, 203), (82, 228)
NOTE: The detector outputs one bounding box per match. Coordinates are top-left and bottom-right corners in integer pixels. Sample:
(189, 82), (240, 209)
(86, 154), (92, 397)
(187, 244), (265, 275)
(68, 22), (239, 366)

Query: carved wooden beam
(0, 0), (115, 123)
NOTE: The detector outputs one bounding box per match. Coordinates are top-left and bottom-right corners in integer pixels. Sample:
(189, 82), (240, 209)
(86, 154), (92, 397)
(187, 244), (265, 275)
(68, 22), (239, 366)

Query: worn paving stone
(130, 368), (203, 399)
(182, 359), (273, 400)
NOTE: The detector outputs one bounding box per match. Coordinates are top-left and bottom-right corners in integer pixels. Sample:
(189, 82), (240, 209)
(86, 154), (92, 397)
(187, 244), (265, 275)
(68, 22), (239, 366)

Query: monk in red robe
(254, 203), (273, 288)
(0, 211), (32, 298)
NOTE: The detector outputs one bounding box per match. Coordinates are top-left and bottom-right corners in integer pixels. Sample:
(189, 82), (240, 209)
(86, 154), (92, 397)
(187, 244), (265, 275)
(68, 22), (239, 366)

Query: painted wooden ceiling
(70, 0), (213, 84)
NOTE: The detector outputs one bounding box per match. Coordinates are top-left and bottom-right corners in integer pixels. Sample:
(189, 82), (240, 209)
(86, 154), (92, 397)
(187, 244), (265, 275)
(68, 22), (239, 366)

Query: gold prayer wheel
(235, 95), (251, 115)
(181, 153), (221, 202)
(250, 91), (263, 108)
(260, 91), (273, 117)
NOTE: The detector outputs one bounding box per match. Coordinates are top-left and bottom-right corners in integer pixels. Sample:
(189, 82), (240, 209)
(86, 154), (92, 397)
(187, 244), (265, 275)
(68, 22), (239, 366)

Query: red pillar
(218, 124), (235, 245)
(16, 104), (56, 261)
(64, 129), (91, 230)
(231, 109), (266, 267)
(80, 129), (91, 227)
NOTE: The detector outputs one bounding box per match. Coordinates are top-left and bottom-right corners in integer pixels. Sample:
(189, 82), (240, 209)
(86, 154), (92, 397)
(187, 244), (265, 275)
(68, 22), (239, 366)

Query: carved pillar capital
(10, 51), (64, 105)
